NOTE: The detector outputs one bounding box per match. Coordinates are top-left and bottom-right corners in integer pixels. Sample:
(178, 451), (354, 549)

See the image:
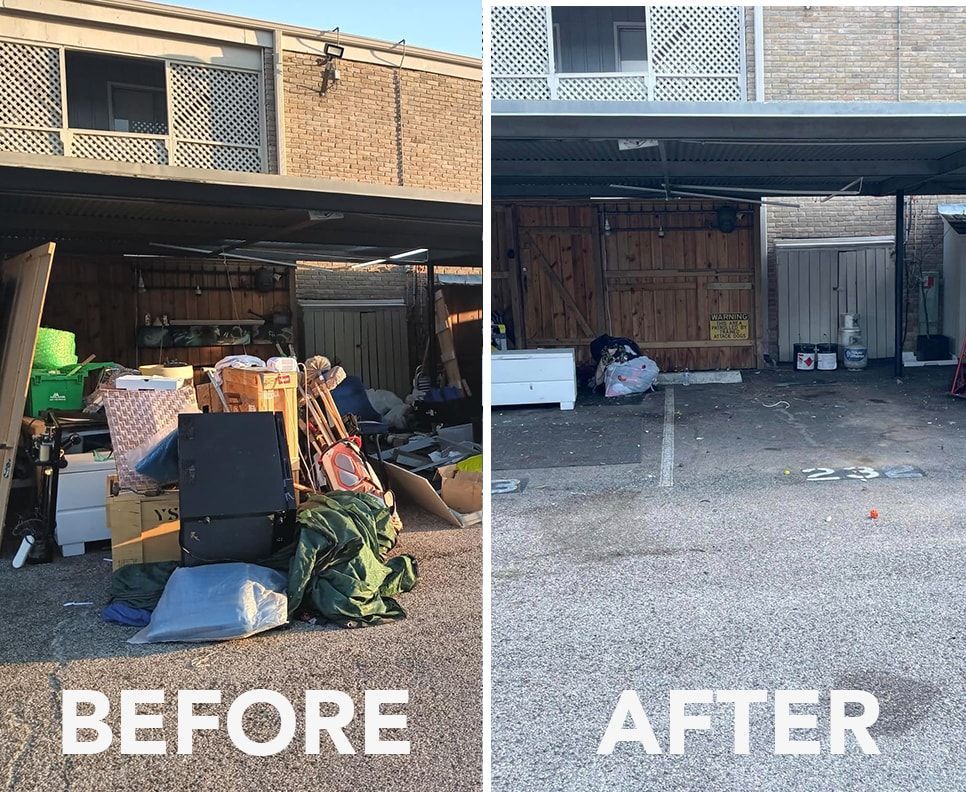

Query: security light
(319, 42), (344, 94)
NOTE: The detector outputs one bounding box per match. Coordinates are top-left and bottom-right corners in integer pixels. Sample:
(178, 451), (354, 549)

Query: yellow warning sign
(710, 312), (749, 340)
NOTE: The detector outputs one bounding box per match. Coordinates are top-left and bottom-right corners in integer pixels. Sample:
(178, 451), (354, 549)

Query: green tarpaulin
(285, 491), (418, 626)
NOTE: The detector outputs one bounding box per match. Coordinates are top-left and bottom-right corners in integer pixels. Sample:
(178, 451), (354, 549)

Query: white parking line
(659, 386), (675, 488)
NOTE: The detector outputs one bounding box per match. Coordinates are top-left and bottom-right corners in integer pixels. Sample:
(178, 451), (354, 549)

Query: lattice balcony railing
(70, 131), (169, 164)
(491, 4), (747, 103)
(0, 38), (266, 173)
(556, 74), (650, 102)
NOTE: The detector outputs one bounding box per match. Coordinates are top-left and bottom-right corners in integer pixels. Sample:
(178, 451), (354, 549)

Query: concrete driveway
(492, 365), (966, 791)
(0, 506), (481, 792)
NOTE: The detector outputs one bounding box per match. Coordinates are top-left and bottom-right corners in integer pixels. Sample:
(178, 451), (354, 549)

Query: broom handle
(64, 354), (95, 377)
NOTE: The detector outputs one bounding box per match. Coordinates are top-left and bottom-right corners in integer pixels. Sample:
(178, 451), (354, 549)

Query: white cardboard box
(116, 374), (180, 391)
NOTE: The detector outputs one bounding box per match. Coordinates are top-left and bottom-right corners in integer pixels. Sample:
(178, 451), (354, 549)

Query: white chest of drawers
(491, 348), (576, 411)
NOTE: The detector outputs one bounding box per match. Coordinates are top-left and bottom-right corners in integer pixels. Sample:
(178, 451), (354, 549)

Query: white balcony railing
(491, 5), (747, 103)
(556, 73), (650, 102)
(0, 39), (267, 173)
(69, 129), (169, 164)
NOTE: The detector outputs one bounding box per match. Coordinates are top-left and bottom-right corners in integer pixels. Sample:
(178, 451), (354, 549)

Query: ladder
(951, 335), (966, 398)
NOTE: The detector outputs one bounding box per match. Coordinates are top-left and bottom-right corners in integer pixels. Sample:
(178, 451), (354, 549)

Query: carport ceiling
(0, 163), (482, 267)
(493, 101), (966, 200)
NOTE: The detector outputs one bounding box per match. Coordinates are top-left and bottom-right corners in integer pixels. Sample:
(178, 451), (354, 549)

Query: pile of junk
(10, 331), (482, 643)
(583, 334), (660, 398)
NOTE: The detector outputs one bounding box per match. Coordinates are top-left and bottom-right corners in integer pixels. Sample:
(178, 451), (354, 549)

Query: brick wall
(296, 262), (409, 301)
(281, 52), (481, 193)
(763, 6), (966, 102)
(760, 7), (966, 356)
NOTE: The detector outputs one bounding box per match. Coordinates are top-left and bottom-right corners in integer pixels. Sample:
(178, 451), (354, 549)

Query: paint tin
(816, 343), (838, 371)
(794, 343), (816, 371)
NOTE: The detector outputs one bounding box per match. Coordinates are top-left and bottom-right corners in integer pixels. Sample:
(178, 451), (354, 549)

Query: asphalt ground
(491, 364), (966, 791)
(0, 504), (481, 792)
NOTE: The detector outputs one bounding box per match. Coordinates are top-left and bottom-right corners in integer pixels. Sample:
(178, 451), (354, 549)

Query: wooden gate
(516, 205), (603, 352)
(494, 201), (761, 370)
(301, 301), (411, 396)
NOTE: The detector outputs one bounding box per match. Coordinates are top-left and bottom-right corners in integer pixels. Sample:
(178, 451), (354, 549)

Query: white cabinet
(55, 452), (115, 556)
(492, 349), (577, 410)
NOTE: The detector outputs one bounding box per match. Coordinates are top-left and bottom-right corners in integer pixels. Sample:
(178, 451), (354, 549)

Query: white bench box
(491, 349), (576, 411)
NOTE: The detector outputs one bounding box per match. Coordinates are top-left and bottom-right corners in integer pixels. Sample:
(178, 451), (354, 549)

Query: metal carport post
(895, 192), (905, 379)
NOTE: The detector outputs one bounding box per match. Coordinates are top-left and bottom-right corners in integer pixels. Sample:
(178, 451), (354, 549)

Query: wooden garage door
(510, 201), (760, 371)
(516, 205), (602, 353)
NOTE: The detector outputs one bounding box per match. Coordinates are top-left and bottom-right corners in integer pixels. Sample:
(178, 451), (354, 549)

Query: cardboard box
(219, 367), (298, 472)
(385, 462), (482, 528)
(439, 463), (483, 514)
(106, 476), (181, 570)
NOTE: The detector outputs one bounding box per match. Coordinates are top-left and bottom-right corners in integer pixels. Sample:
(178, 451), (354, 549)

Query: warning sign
(710, 312), (749, 340)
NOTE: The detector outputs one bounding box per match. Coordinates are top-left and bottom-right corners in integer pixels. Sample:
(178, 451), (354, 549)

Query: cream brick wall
(281, 52), (481, 193)
(283, 53), (481, 358)
(297, 262), (410, 302)
(760, 6), (966, 356)
(762, 6), (966, 102)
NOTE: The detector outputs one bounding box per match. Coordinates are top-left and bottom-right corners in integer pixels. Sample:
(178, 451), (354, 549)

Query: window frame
(551, 22), (562, 73)
(613, 22), (648, 74)
(105, 80), (167, 135)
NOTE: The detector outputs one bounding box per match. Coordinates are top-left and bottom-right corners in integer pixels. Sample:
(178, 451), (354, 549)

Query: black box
(177, 412), (296, 566)
(916, 334), (951, 362)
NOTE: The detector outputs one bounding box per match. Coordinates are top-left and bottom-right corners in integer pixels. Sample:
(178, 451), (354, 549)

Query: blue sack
(134, 428), (179, 485)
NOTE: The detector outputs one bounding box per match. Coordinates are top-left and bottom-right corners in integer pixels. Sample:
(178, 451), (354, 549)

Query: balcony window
(551, 6), (647, 74)
(108, 83), (166, 134)
(65, 51), (168, 135)
(614, 24), (647, 73)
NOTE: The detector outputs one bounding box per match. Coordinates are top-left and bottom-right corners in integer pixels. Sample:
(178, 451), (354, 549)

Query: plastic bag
(133, 428), (179, 484)
(128, 563), (288, 644)
(124, 403), (199, 484)
(604, 355), (660, 398)
(210, 355), (266, 385)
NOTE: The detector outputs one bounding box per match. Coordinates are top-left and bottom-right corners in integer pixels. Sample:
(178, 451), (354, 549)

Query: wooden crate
(219, 367), (299, 474)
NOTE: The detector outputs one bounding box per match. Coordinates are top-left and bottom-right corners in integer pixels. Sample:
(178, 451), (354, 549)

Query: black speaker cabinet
(178, 411), (296, 566)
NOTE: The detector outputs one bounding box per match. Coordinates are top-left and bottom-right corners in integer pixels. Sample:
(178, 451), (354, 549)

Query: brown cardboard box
(438, 463), (483, 514)
(106, 476), (181, 570)
(219, 367), (299, 472)
(385, 462), (482, 528)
